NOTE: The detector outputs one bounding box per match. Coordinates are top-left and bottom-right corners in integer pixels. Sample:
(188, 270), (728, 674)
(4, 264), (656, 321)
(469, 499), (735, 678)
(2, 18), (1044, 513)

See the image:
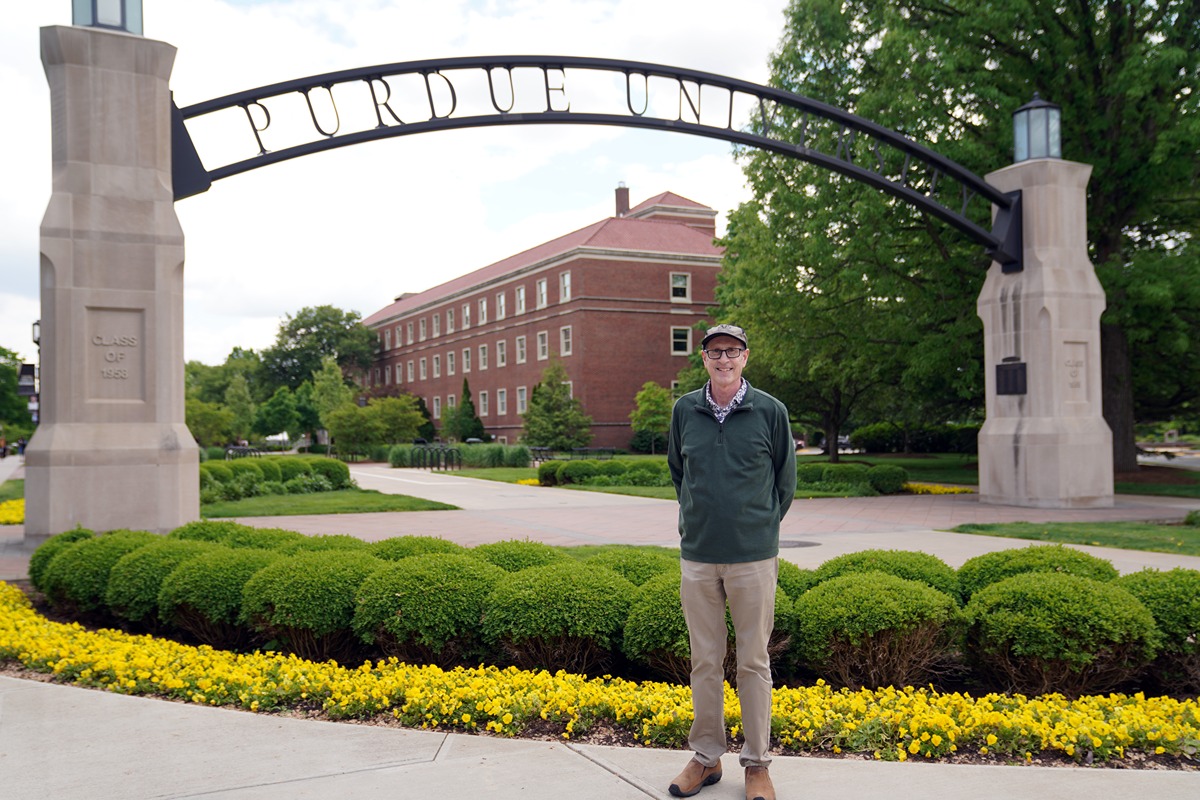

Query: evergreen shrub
(27, 527), (95, 592)
(201, 461), (234, 484)
(40, 530), (159, 615)
(813, 549), (961, 603)
(158, 547), (281, 650)
(821, 463), (870, 486)
(280, 534), (370, 554)
(796, 463), (826, 484)
(105, 539), (220, 628)
(1116, 568), (1200, 693)
(302, 457), (352, 489)
(471, 539), (571, 572)
(353, 554), (505, 666)
(371, 535), (469, 561)
(388, 444), (413, 467)
(205, 446), (226, 461)
(169, 520), (251, 543)
(595, 461), (629, 478)
(503, 444), (532, 468)
(963, 572), (1159, 696)
(255, 458), (283, 482)
(240, 551), (382, 663)
(792, 571), (961, 689)
(276, 458), (314, 482)
(777, 559), (818, 599)
(226, 459), (265, 482)
(624, 461), (671, 487)
(957, 544), (1119, 600)
(867, 464), (908, 494)
(284, 473), (334, 494)
(556, 460), (598, 485)
(481, 560), (635, 674)
(579, 547), (678, 586)
(537, 460), (565, 486)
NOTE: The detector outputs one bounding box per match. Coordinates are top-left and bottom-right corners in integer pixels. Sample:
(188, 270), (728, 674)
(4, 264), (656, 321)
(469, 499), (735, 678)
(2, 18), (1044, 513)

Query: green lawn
(952, 521), (1200, 558)
(202, 488), (455, 518)
(0, 479), (22, 503)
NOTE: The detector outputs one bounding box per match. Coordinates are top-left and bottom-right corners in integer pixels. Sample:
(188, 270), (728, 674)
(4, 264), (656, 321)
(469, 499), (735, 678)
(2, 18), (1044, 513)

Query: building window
(384, 366), (390, 385)
(462, 303), (471, 329)
(406, 322), (413, 344)
(671, 380), (682, 399)
(671, 326), (692, 355)
(419, 318), (427, 341)
(516, 335), (527, 364)
(446, 308), (455, 333)
(559, 271), (571, 302)
(447, 394), (456, 410)
(517, 385), (528, 414)
(478, 344), (488, 370)
(536, 278), (548, 309)
(560, 325), (572, 356)
(671, 272), (691, 302)
(563, 380), (573, 398)
(515, 285), (526, 314)
(374, 367), (381, 384)
(497, 388), (507, 415)
(479, 390), (489, 416)
(432, 396), (441, 419)
(433, 355), (441, 378)
(419, 357), (427, 380)
(432, 314), (440, 337)
(407, 360), (414, 382)
(383, 329), (391, 350)
(537, 330), (549, 361)
(478, 297), (487, 324)
(395, 364), (403, 384)
(447, 351), (456, 376)
(496, 292), (506, 320)
(395, 325), (402, 346)
(496, 340), (507, 367)
(462, 347), (471, 372)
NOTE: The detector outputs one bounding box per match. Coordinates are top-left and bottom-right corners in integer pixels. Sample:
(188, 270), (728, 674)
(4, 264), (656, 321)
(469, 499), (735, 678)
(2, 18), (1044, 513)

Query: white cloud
(1, 0), (790, 366)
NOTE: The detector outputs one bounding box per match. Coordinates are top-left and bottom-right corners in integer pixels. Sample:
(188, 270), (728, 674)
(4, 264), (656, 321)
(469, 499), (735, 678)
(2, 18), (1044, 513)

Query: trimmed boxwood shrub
(867, 465), (908, 494)
(1116, 568), (1200, 693)
(371, 535), (469, 561)
(777, 559), (818, 600)
(200, 461), (234, 484)
(279, 534), (370, 554)
(276, 457), (314, 482)
(595, 460), (629, 478)
(537, 460), (565, 486)
(388, 444), (414, 467)
(255, 458), (283, 482)
(27, 527), (95, 593)
(105, 539), (220, 629)
(158, 547), (281, 650)
(578, 547), (678, 586)
(813, 550), (961, 603)
(792, 572), (962, 689)
(957, 544), (1119, 600)
(821, 463), (871, 486)
(226, 459), (265, 482)
(301, 456), (352, 489)
(168, 520), (255, 543)
(40, 530), (160, 615)
(624, 461), (671, 487)
(963, 572), (1159, 696)
(796, 463), (826, 485)
(471, 539), (571, 572)
(240, 551), (382, 663)
(168, 521), (306, 551)
(353, 554), (505, 666)
(556, 460), (599, 485)
(481, 560), (635, 674)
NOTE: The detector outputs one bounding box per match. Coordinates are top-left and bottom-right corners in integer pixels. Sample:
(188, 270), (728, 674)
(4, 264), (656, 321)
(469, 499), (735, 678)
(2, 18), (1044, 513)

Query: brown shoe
(745, 765), (775, 800)
(668, 757), (722, 797)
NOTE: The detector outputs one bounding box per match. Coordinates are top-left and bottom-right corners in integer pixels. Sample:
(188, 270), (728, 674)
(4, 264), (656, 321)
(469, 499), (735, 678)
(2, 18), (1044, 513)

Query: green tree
(253, 386), (299, 440)
(521, 361), (593, 449)
(324, 401), (384, 457)
(413, 395), (436, 441)
(311, 355), (354, 431)
(0, 346), (34, 443)
(293, 381), (322, 444)
(444, 379), (486, 442)
(185, 398), (235, 447)
(260, 306), (376, 391)
(629, 381), (673, 454)
(734, 0), (1200, 470)
(371, 395), (424, 444)
(223, 373), (256, 442)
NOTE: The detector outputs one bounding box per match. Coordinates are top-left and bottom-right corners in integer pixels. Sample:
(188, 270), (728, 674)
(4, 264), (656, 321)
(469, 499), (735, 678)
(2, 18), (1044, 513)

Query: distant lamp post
(72, 0), (143, 35)
(1012, 93), (1061, 162)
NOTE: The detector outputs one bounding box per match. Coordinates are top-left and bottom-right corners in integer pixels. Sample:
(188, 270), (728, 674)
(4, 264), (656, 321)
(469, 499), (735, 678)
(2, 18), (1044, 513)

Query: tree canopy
(521, 362), (593, 450)
(260, 305), (376, 391)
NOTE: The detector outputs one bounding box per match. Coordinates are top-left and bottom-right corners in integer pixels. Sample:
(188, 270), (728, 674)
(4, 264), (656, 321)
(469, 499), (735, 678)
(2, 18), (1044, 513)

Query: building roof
(363, 193), (722, 327)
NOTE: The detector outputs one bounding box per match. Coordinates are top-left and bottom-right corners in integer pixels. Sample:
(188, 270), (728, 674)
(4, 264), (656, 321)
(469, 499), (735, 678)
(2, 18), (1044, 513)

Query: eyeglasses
(704, 347), (745, 360)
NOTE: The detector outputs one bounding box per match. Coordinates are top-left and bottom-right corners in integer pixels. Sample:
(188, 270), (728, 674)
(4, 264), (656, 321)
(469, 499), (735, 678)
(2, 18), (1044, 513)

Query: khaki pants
(680, 557), (777, 768)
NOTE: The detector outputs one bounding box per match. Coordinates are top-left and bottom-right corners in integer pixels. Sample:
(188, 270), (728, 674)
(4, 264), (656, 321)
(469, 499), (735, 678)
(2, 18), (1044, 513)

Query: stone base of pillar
(978, 416), (1113, 508)
(24, 423), (199, 536)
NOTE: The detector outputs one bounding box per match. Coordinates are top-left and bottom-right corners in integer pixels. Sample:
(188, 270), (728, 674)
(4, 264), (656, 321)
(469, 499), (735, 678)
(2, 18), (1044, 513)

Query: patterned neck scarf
(705, 379), (748, 424)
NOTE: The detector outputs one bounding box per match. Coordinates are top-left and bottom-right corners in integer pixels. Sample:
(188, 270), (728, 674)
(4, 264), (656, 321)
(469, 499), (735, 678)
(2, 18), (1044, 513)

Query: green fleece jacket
(667, 381), (797, 564)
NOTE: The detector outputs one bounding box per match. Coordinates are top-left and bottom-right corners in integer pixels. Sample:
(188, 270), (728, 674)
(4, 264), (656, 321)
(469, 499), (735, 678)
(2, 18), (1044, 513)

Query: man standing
(666, 324), (796, 800)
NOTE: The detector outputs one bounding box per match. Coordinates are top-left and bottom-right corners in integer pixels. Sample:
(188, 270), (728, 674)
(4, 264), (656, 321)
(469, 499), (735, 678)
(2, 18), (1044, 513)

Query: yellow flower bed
(1, 581), (1196, 764)
(905, 482), (975, 495)
(0, 499), (24, 525)
(516, 478), (541, 486)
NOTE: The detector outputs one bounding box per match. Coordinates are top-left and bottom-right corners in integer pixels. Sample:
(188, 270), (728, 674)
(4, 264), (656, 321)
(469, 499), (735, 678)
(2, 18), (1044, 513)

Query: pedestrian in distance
(666, 324), (796, 800)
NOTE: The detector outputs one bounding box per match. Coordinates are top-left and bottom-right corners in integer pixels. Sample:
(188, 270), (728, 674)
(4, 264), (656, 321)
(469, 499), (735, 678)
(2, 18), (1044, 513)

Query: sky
(0, 0), (791, 366)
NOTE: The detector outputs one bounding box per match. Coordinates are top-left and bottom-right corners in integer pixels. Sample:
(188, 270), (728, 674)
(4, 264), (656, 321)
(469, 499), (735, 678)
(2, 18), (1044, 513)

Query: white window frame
(433, 354), (441, 378)
(671, 326), (692, 355)
(496, 292), (506, 320)
(497, 388), (507, 415)
(479, 390), (489, 416)
(432, 313), (440, 337)
(560, 325), (572, 357)
(563, 380), (573, 398)
(446, 308), (455, 334)
(559, 270), (571, 302)
(395, 325), (403, 347)
(478, 297), (487, 324)
(516, 385), (528, 414)
(516, 335), (527, 364)
(496, 340), (507, 367)
(406, 322), (414, 344)
(462, 347), (471, 373)
(407, 360), (414, 382)
(515, 285), (526, 314)
(478, 344), (488, 370)
(536, 278), (548, 309)
(447, 393), (456, 410)
(462, 303), (471, 329)
(383, 329), (391, 350)
(419, 358), (427, 380)
(536, 330), (549, 361)
(395, 364), (403, 384)
(419, 318), (427, 341)
(432, 396), (441, 419)
(447, 351), (456, 376)
(671, 272), (692, 302)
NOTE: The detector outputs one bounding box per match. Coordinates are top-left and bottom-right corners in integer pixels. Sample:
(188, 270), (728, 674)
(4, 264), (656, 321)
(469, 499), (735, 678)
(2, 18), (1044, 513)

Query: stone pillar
(977, 159), (1113, 508)
(25, 25), (199, 538)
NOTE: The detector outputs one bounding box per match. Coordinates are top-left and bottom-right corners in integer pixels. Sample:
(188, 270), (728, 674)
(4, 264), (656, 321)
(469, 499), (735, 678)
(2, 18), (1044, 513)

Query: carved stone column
(977, 159), (1113, 508)
(25, 25), (199, 538)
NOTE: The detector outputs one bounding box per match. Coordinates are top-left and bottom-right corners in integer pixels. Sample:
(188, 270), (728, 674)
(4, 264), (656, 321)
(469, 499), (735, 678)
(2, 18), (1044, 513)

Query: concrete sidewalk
(2, 462), (1200, 798)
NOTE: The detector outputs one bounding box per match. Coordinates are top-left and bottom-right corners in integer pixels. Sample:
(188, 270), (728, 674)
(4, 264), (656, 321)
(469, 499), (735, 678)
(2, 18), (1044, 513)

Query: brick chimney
(615, 182), (630, 217)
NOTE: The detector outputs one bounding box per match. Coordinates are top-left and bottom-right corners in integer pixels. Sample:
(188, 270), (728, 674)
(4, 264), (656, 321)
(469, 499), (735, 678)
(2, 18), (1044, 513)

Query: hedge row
(198, 456), (353, 504)
(849, 422), (981, 454)
(795, 462), (909, 495)
(537, 459), (672, 487)
(388, 443), (532, 468)
(29, 530), (1200, 698)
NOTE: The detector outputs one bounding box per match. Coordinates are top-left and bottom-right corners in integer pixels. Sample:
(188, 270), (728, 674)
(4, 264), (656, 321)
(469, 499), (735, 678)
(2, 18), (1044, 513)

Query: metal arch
(171, 55), (1022, 270)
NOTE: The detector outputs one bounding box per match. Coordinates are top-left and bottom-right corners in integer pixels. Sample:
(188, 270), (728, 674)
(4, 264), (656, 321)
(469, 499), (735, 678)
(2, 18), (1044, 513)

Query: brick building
(362, 186), (723, 448)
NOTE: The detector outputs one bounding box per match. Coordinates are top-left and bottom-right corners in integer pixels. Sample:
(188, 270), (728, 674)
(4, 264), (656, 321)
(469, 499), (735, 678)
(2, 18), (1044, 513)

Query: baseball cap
(701, 324), (748, 349)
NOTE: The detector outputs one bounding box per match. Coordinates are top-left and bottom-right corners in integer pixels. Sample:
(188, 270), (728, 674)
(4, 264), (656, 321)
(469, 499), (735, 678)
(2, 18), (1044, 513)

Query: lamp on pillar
(1012, 93), (1061, 162)
(72, 0), (143, 35)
